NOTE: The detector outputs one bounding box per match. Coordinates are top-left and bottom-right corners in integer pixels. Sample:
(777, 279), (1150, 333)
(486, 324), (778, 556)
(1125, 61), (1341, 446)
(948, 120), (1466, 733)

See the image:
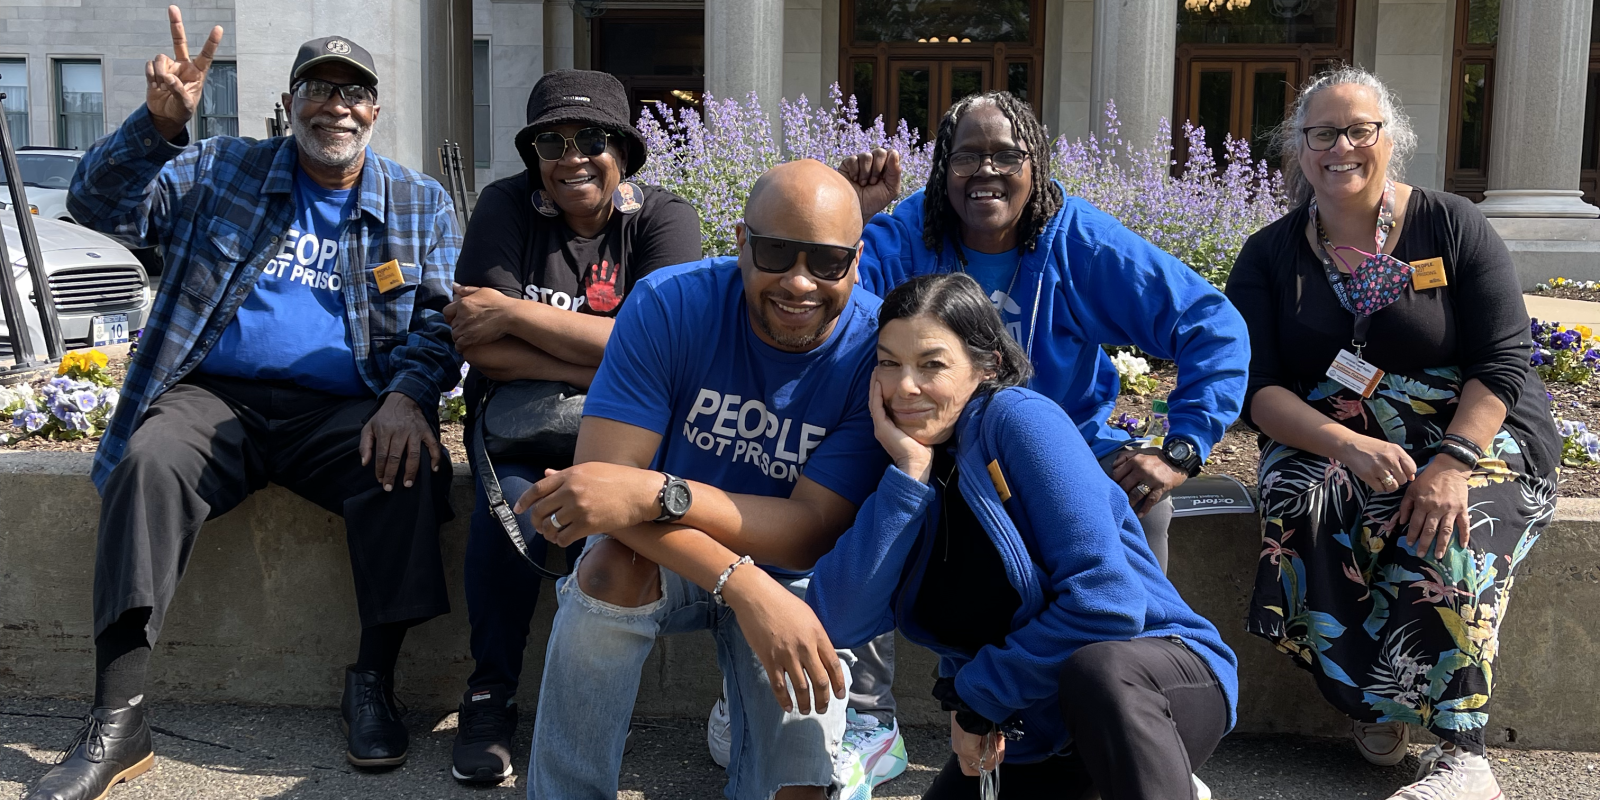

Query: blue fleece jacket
(857, 186), (1250, 461)
(806, 387), (1239, 763)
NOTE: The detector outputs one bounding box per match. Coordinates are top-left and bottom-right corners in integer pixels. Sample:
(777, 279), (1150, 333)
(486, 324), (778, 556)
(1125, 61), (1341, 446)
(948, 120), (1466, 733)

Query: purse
(472, 379), (587, 580)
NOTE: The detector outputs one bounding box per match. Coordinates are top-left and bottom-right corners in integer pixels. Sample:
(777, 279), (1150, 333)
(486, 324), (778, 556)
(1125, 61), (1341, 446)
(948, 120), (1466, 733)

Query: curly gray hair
(1273, 65), (1418, 205)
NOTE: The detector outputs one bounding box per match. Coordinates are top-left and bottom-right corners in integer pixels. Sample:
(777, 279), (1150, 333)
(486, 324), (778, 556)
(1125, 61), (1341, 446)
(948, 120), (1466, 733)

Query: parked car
(0, 147), (81, 223)
(0, 215), (151, 361)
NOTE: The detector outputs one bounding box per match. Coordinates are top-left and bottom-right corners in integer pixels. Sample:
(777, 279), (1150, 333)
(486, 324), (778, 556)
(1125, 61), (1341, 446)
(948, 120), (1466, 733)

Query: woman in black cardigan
(1224, 67), (1557, 800)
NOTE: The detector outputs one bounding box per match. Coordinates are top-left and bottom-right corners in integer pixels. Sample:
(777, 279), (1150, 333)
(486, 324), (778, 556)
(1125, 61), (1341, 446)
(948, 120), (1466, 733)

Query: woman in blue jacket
(807, 273), (1237, 799)
(839, 91), (1251, 572)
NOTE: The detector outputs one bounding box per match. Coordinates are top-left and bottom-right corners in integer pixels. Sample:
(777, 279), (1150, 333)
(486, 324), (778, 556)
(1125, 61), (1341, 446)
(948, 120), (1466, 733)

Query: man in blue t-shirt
(510, 160), (888, 800)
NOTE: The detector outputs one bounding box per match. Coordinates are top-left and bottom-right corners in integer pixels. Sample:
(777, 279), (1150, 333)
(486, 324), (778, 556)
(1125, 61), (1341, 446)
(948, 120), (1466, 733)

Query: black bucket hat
(515, 69), (647, 178)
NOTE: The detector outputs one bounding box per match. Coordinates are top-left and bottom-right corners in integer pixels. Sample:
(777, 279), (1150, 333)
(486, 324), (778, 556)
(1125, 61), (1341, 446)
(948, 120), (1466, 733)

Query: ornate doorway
(1175, 0), (1354, 164)
(840, 0), (1045, 140)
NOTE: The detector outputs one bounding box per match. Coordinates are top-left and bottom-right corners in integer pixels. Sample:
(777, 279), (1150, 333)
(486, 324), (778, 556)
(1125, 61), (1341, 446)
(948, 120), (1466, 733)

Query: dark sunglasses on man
(291, 79), (377, 108)
(745, 226), (860, 282)
(532, 127), (617, 161)
(948, 149), (1031, 178)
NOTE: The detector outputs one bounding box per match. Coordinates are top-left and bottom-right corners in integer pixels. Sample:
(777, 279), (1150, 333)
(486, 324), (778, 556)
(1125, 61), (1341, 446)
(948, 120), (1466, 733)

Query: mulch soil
(7, 350), (1597, 497)
(1528, 284), (1600, 302)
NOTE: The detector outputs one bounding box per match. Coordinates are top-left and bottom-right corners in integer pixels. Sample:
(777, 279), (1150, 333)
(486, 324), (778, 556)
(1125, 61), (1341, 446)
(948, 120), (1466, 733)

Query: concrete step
(1, 697), (1596, 799)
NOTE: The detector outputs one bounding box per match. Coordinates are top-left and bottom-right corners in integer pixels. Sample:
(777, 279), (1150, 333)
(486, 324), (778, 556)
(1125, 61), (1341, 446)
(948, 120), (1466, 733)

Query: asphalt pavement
(2, 696), (1595, 799)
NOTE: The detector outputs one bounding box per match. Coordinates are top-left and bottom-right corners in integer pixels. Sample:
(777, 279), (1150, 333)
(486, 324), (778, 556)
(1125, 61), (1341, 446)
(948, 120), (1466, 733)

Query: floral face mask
(1309, 180), (1413, 316)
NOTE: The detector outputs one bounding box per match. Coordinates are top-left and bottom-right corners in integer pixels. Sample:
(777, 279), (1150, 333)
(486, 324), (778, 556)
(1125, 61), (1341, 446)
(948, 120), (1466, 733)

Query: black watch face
(1168, 439), (1193, 463)
(663, 482), (691, 516)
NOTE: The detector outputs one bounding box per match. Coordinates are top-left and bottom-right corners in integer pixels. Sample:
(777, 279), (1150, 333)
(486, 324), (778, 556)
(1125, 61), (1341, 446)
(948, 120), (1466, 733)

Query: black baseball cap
(291, 36), (379, 87)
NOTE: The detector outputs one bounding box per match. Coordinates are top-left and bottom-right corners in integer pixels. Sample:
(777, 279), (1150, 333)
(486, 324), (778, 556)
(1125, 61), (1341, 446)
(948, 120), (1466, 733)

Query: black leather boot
(340, 666), (408, 768)
(25, 697), (154, 800)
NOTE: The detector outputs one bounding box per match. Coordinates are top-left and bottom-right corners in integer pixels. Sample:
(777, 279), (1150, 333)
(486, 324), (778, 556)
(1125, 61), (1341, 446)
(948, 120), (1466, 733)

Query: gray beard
(291, 113), (373, 169)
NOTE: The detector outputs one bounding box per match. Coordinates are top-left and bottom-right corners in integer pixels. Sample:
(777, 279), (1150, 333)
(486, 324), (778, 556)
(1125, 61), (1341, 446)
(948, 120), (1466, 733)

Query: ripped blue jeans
(529, 539), (852, 800)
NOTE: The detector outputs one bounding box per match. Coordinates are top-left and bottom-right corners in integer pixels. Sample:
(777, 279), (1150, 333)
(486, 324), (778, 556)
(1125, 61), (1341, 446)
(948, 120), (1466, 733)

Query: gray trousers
(1098, 447), (1175, 573)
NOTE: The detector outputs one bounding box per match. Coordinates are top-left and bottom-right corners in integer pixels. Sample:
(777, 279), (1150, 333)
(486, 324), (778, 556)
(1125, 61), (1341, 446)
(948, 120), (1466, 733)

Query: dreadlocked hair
(922, 91), (1063, 257)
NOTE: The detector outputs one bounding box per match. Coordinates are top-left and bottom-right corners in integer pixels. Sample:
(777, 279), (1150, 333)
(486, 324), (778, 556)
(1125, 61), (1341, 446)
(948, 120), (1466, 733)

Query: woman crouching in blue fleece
(807, 273), (1238, 800)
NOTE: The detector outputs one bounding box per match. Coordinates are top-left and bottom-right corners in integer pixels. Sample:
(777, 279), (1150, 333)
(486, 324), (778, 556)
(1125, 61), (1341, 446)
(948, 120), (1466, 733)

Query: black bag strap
(472, 389), (572, 581)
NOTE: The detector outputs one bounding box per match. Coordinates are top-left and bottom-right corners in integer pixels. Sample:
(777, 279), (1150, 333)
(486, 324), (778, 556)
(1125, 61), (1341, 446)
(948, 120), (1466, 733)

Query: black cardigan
(1224, 188), (1558, 477)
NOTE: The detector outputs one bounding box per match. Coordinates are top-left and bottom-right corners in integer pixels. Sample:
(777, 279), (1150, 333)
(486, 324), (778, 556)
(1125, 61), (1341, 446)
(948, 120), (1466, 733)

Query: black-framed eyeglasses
(745, 226), (860, 282)
(948, 149), (1030, 178)
(292, 79), (377, 108)
(532, 127), (616, 161)
(1302, 121), (1384, 152)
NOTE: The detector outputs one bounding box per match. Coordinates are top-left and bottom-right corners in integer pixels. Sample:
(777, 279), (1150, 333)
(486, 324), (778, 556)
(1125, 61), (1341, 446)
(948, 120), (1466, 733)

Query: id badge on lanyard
(1327, 315), (1384, 398)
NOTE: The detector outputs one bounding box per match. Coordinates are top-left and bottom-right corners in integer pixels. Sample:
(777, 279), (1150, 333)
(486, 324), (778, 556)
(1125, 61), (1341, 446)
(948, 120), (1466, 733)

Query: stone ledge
(2, 453), (1596, 751)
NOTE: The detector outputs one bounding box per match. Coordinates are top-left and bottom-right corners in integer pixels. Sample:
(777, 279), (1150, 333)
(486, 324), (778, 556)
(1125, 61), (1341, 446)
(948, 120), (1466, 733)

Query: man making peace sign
(24, 7), (463, 799)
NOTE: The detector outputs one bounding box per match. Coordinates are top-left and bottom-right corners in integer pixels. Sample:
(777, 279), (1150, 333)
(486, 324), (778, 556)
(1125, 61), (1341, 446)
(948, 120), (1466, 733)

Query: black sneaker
(340, 667), (409, 769)
(25, 696), (154, 800)
(452, 686), (517, 783)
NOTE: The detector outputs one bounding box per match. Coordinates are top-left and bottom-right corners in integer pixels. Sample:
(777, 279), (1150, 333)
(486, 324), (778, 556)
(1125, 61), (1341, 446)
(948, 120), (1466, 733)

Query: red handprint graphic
(585, 259), (622, 312)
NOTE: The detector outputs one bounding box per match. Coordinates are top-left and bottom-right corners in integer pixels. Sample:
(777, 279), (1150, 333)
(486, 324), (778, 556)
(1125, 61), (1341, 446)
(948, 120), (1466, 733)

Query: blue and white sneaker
(833, 710), (907, 800)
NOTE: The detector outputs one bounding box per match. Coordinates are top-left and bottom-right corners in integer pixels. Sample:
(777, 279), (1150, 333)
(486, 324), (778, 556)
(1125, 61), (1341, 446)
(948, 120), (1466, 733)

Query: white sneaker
(1354, 720), (1412, 767)
(1388, 744), (1504, 800)
(707, 691), (732, 769)
(1193, 773), (1212, 800)
(832, 710), (908, 800)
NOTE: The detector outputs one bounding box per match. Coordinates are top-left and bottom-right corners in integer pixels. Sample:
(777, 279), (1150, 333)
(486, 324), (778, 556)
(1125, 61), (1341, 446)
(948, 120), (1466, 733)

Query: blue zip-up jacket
(69, 106), (462, 492)
(806, 387), (1238, 762)
(857, 187), (1250, 461)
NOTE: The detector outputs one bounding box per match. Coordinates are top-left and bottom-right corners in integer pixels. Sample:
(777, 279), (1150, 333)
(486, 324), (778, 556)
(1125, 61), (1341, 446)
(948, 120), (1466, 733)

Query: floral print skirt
(1247, 367), (1558, 752)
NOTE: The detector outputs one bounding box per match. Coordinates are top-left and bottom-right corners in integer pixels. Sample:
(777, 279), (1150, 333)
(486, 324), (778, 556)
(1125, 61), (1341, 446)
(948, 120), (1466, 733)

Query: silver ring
(1136, 483), (1152, 497)
(548, 512), (563, 531)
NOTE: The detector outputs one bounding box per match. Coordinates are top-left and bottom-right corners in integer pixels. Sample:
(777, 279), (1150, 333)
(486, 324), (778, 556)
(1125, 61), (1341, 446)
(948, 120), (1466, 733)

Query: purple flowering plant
(635, 90), (1286, 288)
(1556, 418), (1600, 467)
(439, 361), (469, 424)
(1529, 318), (1600, 386)
(3, 348), (121, 443)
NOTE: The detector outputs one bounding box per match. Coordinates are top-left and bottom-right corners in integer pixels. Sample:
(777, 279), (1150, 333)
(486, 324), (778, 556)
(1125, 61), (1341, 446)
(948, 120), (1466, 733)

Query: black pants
(93, 374), (453, 644)
(463, 438), (584, 695)
(923, 638), (1228, 800)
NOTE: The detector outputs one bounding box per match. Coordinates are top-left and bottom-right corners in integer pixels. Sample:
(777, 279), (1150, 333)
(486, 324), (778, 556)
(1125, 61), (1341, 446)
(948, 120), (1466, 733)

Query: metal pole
(0, 200), (32, 366)
(451, 141), (471, 223)
(0, 89), (61, 361)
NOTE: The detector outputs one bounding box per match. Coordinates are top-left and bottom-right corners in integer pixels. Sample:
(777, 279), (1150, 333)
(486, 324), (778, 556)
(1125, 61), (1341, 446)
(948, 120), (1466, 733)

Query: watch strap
(653, 472), (687, 523)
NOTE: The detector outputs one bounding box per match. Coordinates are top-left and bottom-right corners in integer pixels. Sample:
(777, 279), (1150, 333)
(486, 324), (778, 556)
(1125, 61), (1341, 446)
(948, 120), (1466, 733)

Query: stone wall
(2, 452), (1597, 751)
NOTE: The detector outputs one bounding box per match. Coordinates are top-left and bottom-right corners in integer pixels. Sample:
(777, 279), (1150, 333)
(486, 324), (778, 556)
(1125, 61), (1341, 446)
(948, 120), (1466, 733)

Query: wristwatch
(653, 472), (692, 523)
(1160, 436), (1203, 478)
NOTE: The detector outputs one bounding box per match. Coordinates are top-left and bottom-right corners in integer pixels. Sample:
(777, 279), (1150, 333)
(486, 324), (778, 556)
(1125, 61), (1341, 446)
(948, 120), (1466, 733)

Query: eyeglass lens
(949, 150), (1028, 178)
(1305, 123), (1381, 151)
(296, 80), (375, 107)
(750, 235), (855, 281)
(533, 128), (610, 161)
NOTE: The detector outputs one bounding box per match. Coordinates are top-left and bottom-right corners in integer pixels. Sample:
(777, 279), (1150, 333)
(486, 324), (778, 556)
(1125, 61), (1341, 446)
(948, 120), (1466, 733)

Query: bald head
(744, 159), (863, 246)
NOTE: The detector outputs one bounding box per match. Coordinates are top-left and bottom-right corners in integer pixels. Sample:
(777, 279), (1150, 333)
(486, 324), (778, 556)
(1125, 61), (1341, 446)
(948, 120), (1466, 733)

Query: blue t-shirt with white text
(583, 257), (890, 571)
(199, 167), (368, 395)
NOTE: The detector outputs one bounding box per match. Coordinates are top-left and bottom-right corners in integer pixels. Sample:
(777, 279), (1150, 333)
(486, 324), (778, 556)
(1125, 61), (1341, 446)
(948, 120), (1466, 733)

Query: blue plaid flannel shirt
(70, 105), (463, 493)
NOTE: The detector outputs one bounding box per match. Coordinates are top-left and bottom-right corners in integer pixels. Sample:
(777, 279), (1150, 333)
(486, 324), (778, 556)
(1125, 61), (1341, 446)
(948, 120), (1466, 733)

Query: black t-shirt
(1224, 188), (1558, 476)
(913, 443), (1022, 654)
(453, 172), (702, 416)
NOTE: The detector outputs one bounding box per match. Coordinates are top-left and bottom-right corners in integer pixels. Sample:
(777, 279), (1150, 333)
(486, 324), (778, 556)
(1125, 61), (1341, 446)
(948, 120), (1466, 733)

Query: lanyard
(1308, 180), (1395, 316)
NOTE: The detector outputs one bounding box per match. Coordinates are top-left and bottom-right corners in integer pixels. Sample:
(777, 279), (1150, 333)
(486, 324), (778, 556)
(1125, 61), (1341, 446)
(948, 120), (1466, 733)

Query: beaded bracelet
(712, 555), (754, 607)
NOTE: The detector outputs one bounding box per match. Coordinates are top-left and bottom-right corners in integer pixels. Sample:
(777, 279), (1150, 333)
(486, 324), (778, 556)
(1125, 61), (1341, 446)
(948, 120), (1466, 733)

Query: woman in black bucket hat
(444, 68), (701, 784)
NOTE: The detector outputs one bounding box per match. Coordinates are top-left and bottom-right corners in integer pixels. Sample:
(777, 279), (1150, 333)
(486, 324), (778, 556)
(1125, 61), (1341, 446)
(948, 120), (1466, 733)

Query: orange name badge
(986, 459), (1012, 502)
(372, 259), (405, 293)
(1411, 257), (1448, 290)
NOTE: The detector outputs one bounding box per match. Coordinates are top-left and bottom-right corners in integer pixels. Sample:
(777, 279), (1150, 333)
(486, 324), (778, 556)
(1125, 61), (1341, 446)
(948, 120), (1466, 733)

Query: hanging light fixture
(1184, 0), (1251, 11)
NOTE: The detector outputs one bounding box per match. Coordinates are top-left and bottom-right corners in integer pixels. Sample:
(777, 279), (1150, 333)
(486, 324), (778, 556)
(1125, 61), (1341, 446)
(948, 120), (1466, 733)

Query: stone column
(1478, 0), (1599, 218)
(1089, 0), (1176, 150)
(705, 0), (784, 111)
(544, 0), (574, 72)
(489, 0), (543, 180)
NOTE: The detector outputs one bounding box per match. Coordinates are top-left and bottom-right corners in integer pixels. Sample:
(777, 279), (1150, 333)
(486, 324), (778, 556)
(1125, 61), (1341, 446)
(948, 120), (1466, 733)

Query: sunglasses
(948, 149), (1030, 178)
(745, 227), (860, 282)
(1302, 121), (1384, 152)
(532, 127), (616, 161)
(292, 79), (377, 108)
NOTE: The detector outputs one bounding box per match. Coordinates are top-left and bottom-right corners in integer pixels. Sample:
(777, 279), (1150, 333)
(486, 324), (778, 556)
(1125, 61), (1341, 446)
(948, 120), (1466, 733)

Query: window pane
(854, 0), (1031, 44)
(896, 67), (930, 140)
(851, 61), (876, 124)
(1467, 0), (1499, 45)
(57, 61), (102, 150)
(1177, 0), (1340, 45)
(1456, 63), (1489, 171)
(951, 67), (983, 105)
(1249, 70), (1287, 163)
(199, 62), (237, 139)
(473, 40), (490, 168)
(597, 19), (704, 77)
(1196, 69), (1233, 163)
(1584, 70), (1598, 171)
(1007, 62), (1029, 103)
(0, 59), (26, 147)
(3, 153), (76, 188)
